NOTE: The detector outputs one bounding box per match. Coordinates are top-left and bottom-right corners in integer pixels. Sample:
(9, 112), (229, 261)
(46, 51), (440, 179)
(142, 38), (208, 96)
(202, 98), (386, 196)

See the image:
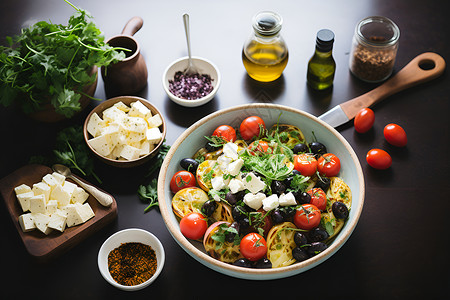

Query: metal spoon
(52, 164), (113, 207)
(183, 13), (199, 75)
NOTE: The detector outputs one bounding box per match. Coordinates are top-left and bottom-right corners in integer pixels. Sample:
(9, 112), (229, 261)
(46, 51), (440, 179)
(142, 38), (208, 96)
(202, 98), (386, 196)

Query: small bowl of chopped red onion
(162, 56), (220, 107)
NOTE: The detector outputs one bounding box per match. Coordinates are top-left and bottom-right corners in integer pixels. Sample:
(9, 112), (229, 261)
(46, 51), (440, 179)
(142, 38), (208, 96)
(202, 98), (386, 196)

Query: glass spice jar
(242, 11), (288, 82)
(349, 16), (400, 83)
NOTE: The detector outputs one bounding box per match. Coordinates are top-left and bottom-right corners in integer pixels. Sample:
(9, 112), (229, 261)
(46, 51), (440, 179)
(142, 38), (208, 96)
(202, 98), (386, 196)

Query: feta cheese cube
(32, 182), (51, 202)
(128, 101), (152, 119)
(14, 184), (32, 195)
(217, 155), (232, 172)
(263, 194), (279, 211)
(65, 204), (83, 227)
(47, 210), (67, 232)
(227, 158), (244, 176)
(16, 191), (34, 212)
(146, 114), (162, 128)
(32, 213), (52, 235)
(228, 178), (245, 194)
(100, 123), (121, 146)
(113, 101), (130, 112)
(120, 144), (142, 160)
(18, 213), (35, 232)
(51, 172), (66, 185)
(122, 116), (148, 134)
(243, 192), (265, 210)
(87, 134), (114, 157)
(71, 187), (89, 204)
(50, 184), (71, 208)
(243, 173), (266, 194)
(279, 192), (297, 206)
(77, 203), (95, 223)
(87, 112), (105, 137)
(126, 131), (146, 144)
(223, 142), (239, 160)
(63, 181), (77, 195)
(146, 127), (162, 144)
(42, 174), (59, 192)
(211, 175), (226, 191)
(102, 106), (127, 124)
(29, 194), (47, 214)
(46, 200), (58, 215)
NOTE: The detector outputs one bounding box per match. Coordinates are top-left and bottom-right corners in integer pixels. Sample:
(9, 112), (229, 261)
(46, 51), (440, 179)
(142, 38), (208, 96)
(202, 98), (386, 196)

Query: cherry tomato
(240, 232), (268, 261)
(307, 188), (327, 210)
(384, 123), (407, 147)
(366, 149), (392, 170)
(293, 204), (321, 230)
(213, 125), (237, 142)
(248, 140), (271, 156)
(170, 170), (196, 193)
(293, 153), (318, 176)
(240, 116), (266, 140)
(354, 108), (375, 133)
(180, 212), (208, 240)
(317, 153), (341, 177)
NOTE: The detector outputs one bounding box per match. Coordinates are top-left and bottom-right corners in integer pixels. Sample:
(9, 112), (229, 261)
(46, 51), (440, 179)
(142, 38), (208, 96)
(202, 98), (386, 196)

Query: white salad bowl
(157, 103), (364, 280)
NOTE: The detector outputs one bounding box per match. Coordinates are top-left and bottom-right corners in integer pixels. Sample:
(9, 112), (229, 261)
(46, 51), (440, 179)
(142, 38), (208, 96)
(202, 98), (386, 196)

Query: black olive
(201, 200), (216, 217)
(205, 142), (221, 152)
(232, 205), (248, 221)
(294, 232), (308, 246)
(225, 221), (240, 243)
(310, 142), (327, 156)
(271, 209), (284, 224)
(280, 206), (296, 220)
(314, 177), (331, 192)
(271, 180), (286, 195)
(179, 158), (199, 173)
(332, 201), (349, 219)
(308, 227), (329, 242)
(307, 242), (328, 256)
(226, 190), (245, 205)
(292, 247), (309, 262)
(293, 143), (309, 154)
(254, 258), (272, 269)
(296, 192), (311, 204)
(233, 258), (253, 268)
(238, 217), (250, 230)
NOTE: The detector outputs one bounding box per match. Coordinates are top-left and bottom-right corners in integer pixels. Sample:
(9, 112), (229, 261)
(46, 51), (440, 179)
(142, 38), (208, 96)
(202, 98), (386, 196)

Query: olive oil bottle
(242, 11), (288, 82)
(307, 29), (336, 90)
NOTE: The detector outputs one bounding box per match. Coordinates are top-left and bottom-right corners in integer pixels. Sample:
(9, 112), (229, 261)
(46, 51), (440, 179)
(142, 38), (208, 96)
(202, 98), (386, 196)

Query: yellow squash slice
(172, 187), (209, 218)
(211, 202), (234, 223)
(203, 222), (243, 263)
(327, 177), (352, 209)
(196, 160), (222, 192)
(266, 222), (298, 268)
(270, 124), (306, 149)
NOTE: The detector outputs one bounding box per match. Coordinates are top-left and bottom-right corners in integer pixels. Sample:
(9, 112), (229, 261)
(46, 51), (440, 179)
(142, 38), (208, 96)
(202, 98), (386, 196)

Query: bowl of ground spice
(162, 56), (221, 107)
(98, 228), (165, 291)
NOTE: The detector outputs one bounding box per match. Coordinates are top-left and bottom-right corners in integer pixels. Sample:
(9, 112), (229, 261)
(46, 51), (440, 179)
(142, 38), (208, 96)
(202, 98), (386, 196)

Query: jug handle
(121, 16), (144, 36)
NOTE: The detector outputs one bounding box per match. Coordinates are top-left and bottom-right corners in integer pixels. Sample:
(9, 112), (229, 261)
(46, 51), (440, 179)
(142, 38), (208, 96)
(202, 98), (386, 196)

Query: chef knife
(318, 52), (446, 128)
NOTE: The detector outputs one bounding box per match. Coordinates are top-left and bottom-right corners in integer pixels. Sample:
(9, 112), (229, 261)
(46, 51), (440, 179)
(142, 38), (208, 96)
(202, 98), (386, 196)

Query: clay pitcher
(102, 16), (148, 96)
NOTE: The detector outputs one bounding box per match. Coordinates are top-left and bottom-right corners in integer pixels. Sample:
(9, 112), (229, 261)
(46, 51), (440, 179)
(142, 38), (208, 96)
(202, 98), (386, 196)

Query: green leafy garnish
(138, 178), (159, 213)
(0, 0), (126, 117)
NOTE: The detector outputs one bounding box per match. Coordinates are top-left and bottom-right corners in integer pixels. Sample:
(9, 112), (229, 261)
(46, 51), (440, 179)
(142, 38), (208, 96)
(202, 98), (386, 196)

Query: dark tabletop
(1, 0), (449, 299)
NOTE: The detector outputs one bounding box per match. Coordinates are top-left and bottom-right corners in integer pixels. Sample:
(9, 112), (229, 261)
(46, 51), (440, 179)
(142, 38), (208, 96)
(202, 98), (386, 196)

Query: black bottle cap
(316, 29), (335, 52)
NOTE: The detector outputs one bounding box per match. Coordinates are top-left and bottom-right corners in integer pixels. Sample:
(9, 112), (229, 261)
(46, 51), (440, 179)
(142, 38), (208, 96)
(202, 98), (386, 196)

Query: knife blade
(317, 52), (445, 128)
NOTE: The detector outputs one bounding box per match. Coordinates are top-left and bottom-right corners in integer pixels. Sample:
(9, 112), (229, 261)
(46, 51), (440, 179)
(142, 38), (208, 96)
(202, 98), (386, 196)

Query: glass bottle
(242, 11), (288, 82)
(307, 29), (336, 90)
(349, 16), (400, 83)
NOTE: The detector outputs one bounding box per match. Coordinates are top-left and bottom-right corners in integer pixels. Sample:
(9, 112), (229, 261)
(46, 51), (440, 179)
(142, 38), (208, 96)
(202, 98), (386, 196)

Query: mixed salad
(169, 115), (352, 269)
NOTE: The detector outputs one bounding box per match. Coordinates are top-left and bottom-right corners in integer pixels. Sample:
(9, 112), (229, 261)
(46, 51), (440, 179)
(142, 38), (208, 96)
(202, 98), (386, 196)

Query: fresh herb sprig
(0, 0), (126, 117)
(138, 178), (159, 212)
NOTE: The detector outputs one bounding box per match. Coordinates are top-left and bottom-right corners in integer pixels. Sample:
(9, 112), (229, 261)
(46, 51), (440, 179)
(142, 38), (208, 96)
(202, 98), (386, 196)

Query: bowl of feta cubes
(157, 103), (365, 280)
(83, 96), (166, 168)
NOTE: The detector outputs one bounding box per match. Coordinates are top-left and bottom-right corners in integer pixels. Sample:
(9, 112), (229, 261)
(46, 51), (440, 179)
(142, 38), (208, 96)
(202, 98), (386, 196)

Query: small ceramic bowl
(83, 96), (166, 168)
(162, 56), (221, 107)
(98, 228), (165, 291)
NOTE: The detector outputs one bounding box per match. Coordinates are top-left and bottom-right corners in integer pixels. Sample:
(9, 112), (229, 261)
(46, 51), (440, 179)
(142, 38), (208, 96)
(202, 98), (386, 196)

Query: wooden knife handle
(340, 52), (446, 120)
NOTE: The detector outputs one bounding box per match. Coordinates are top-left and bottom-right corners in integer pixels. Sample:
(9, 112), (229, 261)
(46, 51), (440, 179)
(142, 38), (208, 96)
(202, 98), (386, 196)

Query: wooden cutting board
(0, 164), (118, 262)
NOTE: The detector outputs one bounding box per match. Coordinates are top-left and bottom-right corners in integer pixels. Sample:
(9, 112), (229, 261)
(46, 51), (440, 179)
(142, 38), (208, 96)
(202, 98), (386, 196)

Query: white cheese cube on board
(65, 204), (84, 227)
(102, 106), (127, 123)
(32, 182), (51, 203)
(42, 174), (59, 192)
(50, 184), (71, 208)
(29, 194), (47, 214)
(18, 213), (35, 232)
(113, 101), (130, 112)
(48, 211), (67, 232)
(243, 192), (265, 210)
(14, 184), (32, 195)
(263, 194), (279, 211)
(63, 181), (77, 195)
(279, 192), (297, 206)
(16, 191), (34, 212)
(228, 178), (245, 194)
(128, 101), (152, 119)
(77, 203), (95, 223)
(71, 187), (89, 204)
(120, 145), (142, 161)
(87, 112), (105, 137)
(51, 172), (66, 185)
(46, 200), (58, 215)
(32, 213), (52, 235)
(227, 158), (244, 176)
(243, 173), (266, 194)
(87, 134), (114, 157)
(146, 127), (162, 144)
(146, 114), (162, 128)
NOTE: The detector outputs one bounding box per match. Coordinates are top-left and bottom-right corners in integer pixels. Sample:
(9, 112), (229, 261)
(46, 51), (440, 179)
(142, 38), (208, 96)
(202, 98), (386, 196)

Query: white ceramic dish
(162, 56), (221, 107)
(158, 103), (365, 280)
(98, 228), (165, 291)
